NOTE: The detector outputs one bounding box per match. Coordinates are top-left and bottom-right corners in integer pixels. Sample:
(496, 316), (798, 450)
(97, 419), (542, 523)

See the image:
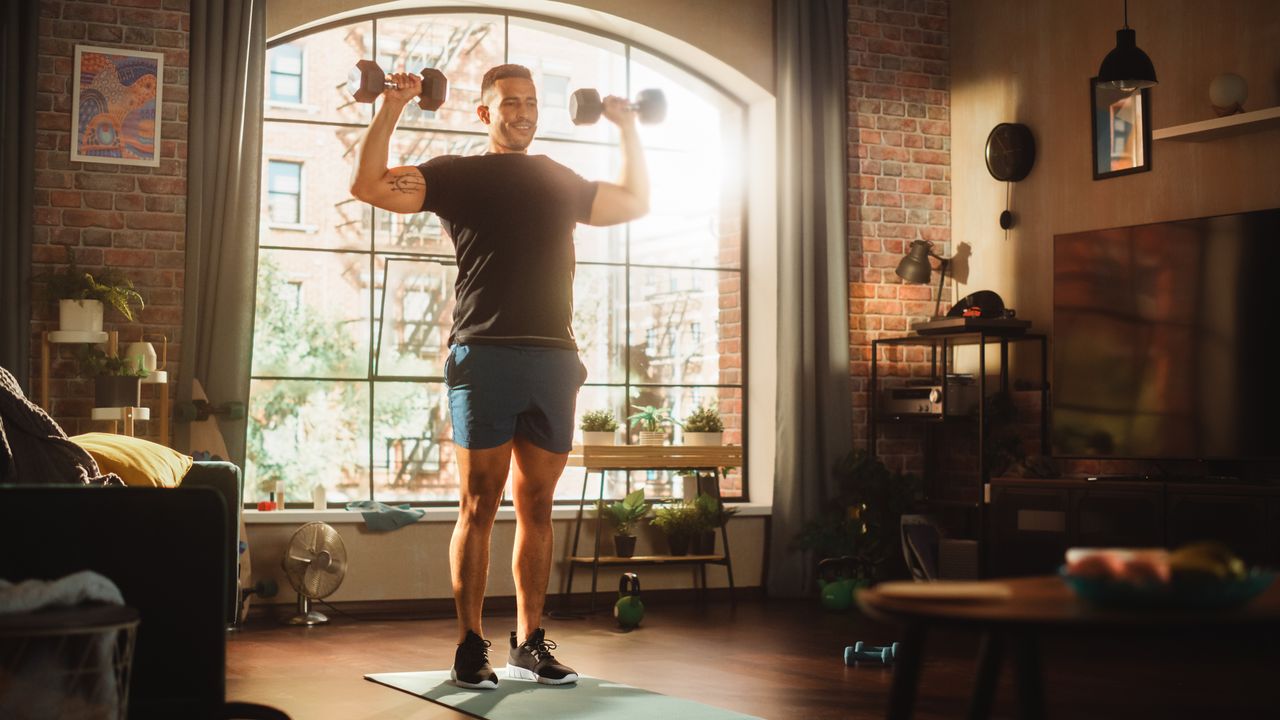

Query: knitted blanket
(0, 365), (118, 485)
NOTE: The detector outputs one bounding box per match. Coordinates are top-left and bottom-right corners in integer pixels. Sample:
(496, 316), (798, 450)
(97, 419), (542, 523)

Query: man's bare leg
(451, 441), (514, 644)
(510, 435), (569, 643)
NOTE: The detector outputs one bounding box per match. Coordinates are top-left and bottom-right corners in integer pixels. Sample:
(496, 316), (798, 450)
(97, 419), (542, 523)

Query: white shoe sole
(450, 668), (498, 689)
(505, 663), (578, 685)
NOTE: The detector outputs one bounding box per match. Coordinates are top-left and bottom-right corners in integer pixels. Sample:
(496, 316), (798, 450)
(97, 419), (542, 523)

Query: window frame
(267, 42), (306, 106)
(254, 9), (751, 508)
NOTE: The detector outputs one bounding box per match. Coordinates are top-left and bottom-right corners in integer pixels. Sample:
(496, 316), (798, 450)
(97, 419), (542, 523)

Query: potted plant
(75, 346), (146, 408)
(650, 500), (703, 555)
(580, 409), (620, 446)
(692, 492), (738, 554)
(44, 250), (145, 333)
(681, 405), (724, 446)
(597, 489), (650, 558)
(627, 405), (679, 446)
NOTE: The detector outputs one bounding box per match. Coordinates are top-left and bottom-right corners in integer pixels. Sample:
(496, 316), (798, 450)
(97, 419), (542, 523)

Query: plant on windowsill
(580, 409), (620, 446)
(650, 499), (704, 556)
(75, 346), (147, 409)
(43, 249), (145, 333)
(691, 491), (737, 554)
(597, 489), (651, 558)
(628, 405), (679, 446)
(680, 405), (724, 446)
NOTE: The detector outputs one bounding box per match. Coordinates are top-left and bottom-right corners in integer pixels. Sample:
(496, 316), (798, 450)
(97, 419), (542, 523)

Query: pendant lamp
(1097, 0), (1157, 91)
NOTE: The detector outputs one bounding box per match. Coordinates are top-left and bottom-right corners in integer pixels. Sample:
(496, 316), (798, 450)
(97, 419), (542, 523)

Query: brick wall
(847, 0), (951, 472)
(30, 0), (190, 437)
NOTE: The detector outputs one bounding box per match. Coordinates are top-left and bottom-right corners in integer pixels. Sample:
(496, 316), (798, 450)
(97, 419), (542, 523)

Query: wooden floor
(227, 597), (1278, 719)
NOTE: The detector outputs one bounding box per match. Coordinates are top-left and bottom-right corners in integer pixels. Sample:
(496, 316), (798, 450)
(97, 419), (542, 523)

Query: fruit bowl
(1060, 567), (1275, 610)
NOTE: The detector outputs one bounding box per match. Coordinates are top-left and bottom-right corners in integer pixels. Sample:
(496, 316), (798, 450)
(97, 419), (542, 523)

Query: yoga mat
(365, 669), (761, 720)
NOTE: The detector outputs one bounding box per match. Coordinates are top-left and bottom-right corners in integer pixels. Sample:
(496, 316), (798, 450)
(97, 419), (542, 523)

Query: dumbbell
(347, 59), (449, 111)
(569, 88), (666, 126)
(843, 641), (900, 665)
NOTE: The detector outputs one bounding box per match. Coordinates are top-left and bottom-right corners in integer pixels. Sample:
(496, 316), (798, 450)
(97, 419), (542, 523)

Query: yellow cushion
(71, 433), (193, 488)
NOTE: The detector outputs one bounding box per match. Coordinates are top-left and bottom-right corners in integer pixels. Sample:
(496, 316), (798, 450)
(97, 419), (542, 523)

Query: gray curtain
(179, 0), (266, 466)
(768, 0), (852, 598)
(1, 1), (38, 388)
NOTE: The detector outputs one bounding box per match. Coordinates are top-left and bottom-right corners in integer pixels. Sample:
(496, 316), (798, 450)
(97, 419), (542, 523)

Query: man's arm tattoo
(387, 172), (425, 194)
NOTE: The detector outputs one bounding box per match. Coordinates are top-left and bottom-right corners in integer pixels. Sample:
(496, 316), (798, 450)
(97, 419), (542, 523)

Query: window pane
(573, 264), (626, 385)
(268, 161), (300, 193)
(629, 267), (740, 386)
(262, 121), (370, 250)
(629, 49), (743, 269)
(373, 381), (457, 501)
(508, 17), (626, 144)
(267, 193), (299, 224)
(375, 257), (457, 378)
(270, 75), (302, 104)
(626, 385), (744, 498)
(271, 44), (303, 74)
(252, 249), (370, 378)
(246, 379), (370, 503)
(374, 130), (487, 255)
(264, 23), (372, 123)
(374, 14), (504, 131)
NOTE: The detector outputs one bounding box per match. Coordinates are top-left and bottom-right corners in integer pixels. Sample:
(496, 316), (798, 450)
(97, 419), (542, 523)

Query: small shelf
(568, 554), (726, 565)
(47, 330), (109, 344)
(91, 407), (151, 421)
(1153, 106), (1280, 142)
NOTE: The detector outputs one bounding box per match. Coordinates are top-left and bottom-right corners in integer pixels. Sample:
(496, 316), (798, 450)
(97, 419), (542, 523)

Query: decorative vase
(94, 375), (141, 408)
(666, 533), (691, 556)
(1209, 72), (1247, 116)
(682, 431), (723, 446)
(582, 430), (617, 446)
(58, 299), (104, 333)
(693, 529), (717, 555)
(124, 341), (158, 374)
(638, 430), (666, 446)
(613, 534), (637, 558)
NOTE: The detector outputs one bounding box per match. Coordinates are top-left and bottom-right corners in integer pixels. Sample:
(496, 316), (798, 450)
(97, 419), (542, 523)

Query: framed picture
(70, 45), (164, 167)
(1090, 77), (1151, 180)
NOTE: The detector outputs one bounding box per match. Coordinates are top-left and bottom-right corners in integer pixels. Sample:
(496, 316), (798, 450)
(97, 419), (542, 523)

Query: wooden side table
(40, 331), (171, 446)
(561, 444), (743, 614)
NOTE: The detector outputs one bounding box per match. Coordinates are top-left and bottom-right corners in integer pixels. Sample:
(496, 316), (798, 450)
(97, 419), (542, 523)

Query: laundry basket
(0, 604), (140, 720)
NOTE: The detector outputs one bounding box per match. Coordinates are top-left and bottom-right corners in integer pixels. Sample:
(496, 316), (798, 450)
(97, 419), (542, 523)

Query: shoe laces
(525, 636), (558, 663)
(462, 636), (492, 663)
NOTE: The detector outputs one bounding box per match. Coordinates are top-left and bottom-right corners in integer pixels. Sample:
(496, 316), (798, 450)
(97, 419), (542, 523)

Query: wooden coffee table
(857, 576), (1280, 719)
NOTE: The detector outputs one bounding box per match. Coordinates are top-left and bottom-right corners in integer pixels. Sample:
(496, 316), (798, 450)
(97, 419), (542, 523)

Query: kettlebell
(614, 572), (644, 629)
(817, 556), (860, 612)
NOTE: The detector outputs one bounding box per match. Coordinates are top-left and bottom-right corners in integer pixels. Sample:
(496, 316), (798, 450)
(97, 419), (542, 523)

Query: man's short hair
(481, 64), (534, 103)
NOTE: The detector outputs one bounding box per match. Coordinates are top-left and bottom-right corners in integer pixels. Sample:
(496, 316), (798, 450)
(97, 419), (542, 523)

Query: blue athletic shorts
(444, 344), (588, 453)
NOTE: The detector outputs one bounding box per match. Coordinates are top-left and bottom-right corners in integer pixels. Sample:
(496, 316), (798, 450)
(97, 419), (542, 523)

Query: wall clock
(984, 122), (1036, 229)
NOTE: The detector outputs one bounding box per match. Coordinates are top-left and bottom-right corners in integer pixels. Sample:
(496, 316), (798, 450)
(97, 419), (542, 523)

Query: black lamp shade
(895, 240), (934, 284)
(1097, 28), (1157, 90)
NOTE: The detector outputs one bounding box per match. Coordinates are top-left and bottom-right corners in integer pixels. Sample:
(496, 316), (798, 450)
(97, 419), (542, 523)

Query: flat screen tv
(1052, 207), (1279, 460)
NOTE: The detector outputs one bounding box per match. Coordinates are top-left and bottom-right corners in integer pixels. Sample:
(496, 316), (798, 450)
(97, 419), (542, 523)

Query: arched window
(248, 11), (746, 505)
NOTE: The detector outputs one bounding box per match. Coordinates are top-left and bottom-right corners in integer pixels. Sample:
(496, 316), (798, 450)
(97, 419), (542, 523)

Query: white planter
(682, 431), (723, 446)
(581, 430), (617, 446)
(637, 430), (667, 446)
(59, 299), (104, 333)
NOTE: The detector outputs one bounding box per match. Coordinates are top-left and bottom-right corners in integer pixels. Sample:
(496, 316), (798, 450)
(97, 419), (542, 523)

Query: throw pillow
(70, 433), (193, 488)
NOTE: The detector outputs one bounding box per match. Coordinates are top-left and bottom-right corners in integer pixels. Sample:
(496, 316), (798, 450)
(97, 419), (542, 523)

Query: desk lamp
(895, 240), (950, 319)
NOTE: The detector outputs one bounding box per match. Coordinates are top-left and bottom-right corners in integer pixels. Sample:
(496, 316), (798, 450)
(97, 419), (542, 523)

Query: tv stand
(988, 476), (1280, 576)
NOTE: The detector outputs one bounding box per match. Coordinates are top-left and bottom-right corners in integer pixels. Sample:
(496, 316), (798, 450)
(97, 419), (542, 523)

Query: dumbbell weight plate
(635, 88), (667, 124)
(348, 59), (385, 104)
(569, 88), (603, 126)
(417, 67), (449, 112)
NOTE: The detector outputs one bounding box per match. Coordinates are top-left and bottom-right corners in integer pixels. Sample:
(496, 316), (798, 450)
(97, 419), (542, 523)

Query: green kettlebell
(614, 572), (644, 629)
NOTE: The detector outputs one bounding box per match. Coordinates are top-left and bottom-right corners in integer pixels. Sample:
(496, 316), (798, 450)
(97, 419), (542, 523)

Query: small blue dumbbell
(843, 641), (899, 665)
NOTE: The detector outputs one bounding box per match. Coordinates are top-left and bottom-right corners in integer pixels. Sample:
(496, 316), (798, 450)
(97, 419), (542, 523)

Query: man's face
(480, 77), (538, 153)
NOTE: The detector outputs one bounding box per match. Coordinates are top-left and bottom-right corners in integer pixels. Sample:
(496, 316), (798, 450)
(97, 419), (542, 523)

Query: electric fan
(280, 522), (347, 626)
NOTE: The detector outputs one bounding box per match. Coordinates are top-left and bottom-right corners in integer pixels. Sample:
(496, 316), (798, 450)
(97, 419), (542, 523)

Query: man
(350, 64), (648, 689)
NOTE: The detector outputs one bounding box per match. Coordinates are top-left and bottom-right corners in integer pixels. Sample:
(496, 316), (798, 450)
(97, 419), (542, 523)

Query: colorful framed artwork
(71, 45), (164, 167)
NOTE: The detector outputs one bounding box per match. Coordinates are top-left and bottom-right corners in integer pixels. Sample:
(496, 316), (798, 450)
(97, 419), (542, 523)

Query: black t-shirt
(417, 153), (598, 350)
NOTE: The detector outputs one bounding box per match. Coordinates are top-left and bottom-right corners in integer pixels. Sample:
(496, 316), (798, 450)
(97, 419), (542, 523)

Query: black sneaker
(506, 628), (578, 685)
(451, 630), (498, 689)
